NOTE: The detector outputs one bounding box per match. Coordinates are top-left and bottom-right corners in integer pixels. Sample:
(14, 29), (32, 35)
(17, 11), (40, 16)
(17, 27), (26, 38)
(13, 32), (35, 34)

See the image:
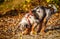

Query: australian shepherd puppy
(17, 4), (57, 35)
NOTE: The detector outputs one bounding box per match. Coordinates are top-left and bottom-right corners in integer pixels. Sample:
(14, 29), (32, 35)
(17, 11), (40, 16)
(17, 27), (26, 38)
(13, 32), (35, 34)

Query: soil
(0, 11), (60, 39)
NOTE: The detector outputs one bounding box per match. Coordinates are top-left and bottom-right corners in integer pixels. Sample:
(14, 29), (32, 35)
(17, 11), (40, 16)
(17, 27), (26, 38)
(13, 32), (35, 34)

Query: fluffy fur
(18, 12), (40, 35)
(17, 4), (57, 35)
(32, 4), (57, 33)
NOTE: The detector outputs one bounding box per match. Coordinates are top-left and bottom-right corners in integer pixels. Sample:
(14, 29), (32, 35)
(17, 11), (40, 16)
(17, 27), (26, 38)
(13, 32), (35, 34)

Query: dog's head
(32, 6), (45, 20)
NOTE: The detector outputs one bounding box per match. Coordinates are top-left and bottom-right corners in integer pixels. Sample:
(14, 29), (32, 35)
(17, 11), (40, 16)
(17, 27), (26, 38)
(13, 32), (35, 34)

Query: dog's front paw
(30, 31), (37, 35)
(22, 28), (30, 35)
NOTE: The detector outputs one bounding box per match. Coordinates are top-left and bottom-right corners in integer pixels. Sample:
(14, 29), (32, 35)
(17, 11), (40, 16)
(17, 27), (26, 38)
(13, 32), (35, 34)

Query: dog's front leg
(30, 23), (40, 35)
(22, 28), (30, 35)
(30, 23), (37, 35)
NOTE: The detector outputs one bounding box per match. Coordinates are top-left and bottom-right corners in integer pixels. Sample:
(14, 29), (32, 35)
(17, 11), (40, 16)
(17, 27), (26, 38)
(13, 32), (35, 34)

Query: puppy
(17, 11), (40, 35)
(17, 4), (57, 35)
(32, 4), (57, 34)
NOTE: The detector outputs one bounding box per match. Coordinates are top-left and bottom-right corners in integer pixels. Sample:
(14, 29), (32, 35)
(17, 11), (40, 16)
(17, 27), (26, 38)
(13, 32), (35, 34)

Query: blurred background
(0, 0), (60, 15)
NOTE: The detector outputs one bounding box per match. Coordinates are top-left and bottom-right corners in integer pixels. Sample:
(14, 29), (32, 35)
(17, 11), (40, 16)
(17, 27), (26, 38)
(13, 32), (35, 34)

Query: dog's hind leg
(30, 23), (40, 35)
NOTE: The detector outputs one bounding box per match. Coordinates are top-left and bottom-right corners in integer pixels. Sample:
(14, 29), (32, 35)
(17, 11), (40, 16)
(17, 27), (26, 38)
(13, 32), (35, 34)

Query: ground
(0, 0), (60, 39)
(0, 12), (60, 39)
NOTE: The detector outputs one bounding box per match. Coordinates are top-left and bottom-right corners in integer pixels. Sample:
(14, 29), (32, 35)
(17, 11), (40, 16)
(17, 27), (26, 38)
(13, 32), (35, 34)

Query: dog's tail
(48, 4), (57, 13)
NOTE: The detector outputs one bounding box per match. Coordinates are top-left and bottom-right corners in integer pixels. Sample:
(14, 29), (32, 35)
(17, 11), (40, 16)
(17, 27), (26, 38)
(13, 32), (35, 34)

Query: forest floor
(0, 0), (60, 39)
(0, 12), (60, 39)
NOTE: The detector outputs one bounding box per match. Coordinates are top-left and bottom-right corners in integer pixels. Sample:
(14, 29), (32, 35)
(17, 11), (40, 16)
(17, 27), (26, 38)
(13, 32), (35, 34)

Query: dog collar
(25, 10), (35, 25)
